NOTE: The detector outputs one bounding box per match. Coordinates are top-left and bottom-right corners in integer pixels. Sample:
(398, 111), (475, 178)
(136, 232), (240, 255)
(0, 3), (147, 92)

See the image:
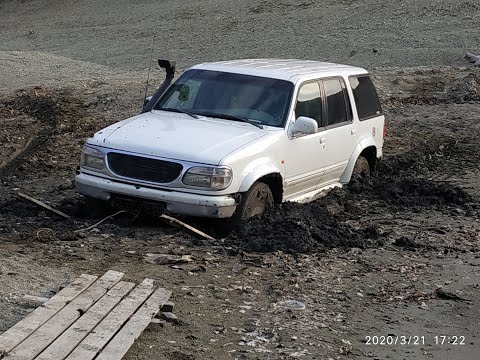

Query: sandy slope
(1, 0), (479, 73)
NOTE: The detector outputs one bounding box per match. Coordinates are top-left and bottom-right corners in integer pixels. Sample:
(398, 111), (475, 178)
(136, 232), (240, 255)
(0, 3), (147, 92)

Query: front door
(283, 81), (329, 200)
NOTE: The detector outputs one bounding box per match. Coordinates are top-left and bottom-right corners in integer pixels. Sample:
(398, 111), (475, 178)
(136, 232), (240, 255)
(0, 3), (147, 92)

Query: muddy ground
(1, 1), (480, 359)
(0, 68), (479, 360)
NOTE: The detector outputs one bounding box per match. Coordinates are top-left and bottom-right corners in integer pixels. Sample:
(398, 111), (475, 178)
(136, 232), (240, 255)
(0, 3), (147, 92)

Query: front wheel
(232, 182), (274, 223)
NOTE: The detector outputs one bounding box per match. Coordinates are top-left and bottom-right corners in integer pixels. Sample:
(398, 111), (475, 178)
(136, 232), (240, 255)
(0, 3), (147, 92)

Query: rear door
(317, 77), (357, 184)
(348, 75), (385, 151)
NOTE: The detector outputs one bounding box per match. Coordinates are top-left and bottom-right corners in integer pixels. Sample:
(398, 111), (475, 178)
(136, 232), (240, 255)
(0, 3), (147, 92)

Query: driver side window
(162, 80), (201, 109)
(295, 82), (322, 127)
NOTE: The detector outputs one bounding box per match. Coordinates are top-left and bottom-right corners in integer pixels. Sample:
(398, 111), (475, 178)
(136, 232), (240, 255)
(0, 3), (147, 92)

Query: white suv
(76, 59), (385, 221)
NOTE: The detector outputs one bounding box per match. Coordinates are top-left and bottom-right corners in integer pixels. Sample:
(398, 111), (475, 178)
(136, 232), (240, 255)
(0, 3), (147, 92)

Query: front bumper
(75, 172), (238, 218)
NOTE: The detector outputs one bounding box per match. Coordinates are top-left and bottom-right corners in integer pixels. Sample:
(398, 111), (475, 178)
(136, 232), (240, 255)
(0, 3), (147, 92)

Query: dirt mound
(226, 195), (384, 254)
(225, 174), (475, 254)
(0, 87), (86, 179)
(350, 176), (476, 210)
(1, 87), (63, 123)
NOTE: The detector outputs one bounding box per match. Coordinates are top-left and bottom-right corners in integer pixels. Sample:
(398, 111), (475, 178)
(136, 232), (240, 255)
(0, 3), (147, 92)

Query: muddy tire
(233, 182), (274, 223)
(351, 156), (370, 178)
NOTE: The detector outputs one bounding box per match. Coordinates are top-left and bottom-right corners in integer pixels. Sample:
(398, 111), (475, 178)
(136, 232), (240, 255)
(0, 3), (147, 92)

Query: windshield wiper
(197, 111), (263, 129)
(159, 107), (198, 119)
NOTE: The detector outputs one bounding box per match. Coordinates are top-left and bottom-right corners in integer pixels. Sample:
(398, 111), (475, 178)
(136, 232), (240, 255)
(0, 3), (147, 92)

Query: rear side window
(322, 78), (351, 126)
(349, 75), (382, 120)
(295, 82), (322, 127)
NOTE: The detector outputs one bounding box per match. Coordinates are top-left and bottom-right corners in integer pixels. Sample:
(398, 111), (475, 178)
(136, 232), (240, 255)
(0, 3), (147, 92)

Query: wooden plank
(3, 270), (123, 360)
(35, 281), (135, 360)
(160, 214), (215, 240)
(20, 295), (49, 306)
(66, 279), (155, 360)
(17, 192), (71, 220)
(0, 274), (98, 354)
(96, 287), (172, 360)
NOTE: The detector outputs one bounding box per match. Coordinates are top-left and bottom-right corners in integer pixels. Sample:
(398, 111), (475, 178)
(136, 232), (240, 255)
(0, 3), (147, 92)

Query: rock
(150, 318), (165, 327)
(465, 51), (480, 67)
(435, 288), (470, 302)
(160, 301), (175, 313)
(232, 261), (246, 274)
(276, 299), (306, 310)
(160, 312), (178, 323)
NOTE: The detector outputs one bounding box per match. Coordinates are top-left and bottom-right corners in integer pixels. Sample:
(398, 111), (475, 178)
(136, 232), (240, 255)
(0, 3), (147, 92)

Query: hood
(88, 110), (269, 165)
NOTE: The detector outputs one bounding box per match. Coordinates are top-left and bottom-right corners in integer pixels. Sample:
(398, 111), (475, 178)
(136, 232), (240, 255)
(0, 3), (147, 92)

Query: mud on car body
(75, 59), (385, 221)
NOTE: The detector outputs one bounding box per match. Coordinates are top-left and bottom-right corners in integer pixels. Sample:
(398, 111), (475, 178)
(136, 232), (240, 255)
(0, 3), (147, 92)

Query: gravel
(1, 0), (479, 73)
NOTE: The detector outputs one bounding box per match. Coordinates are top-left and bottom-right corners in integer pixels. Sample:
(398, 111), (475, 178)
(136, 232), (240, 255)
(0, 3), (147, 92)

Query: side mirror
(294, 116), (318, 135)
(143, 96), (153, 108)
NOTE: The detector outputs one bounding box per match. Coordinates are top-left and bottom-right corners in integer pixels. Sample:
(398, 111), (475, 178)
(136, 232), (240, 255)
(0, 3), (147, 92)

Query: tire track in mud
(380, 72), (480, 106)
(0, 88), (77, 179)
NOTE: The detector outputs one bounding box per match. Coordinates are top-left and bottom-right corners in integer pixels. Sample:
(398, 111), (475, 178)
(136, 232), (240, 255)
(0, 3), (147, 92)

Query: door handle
(351, 129), (357, 135)
(319, 137), (326, 144)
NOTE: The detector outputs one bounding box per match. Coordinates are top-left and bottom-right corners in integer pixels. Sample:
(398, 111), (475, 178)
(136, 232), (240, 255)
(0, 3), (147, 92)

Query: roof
(191, 59), (368, 82)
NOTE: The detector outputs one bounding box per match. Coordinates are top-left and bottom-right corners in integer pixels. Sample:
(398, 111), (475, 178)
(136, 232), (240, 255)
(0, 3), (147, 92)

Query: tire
(351, 156), (370, 178)
(232, 182), (274, 223)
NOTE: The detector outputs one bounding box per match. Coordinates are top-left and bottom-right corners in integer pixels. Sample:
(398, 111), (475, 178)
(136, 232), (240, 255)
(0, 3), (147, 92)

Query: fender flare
(340, 138), (377, 184)
(238, 161), (283, 193)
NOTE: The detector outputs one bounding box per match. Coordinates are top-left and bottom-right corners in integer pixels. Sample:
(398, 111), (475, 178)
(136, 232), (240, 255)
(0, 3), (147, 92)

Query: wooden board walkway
(0, 271), (172, 360)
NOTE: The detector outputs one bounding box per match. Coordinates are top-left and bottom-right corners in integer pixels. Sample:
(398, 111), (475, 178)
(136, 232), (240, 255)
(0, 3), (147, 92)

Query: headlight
(182, 167), (232, 190)
(80, 146), (105, 170)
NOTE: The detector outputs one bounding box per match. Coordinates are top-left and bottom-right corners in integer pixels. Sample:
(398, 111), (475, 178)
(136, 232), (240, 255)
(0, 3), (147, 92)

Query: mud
(226, 199), (383, 254)
(0, 88), (86, 179)
(226, 171), (477, 254)
(382, 72), (480, 106)
(226, 129), (479, 254)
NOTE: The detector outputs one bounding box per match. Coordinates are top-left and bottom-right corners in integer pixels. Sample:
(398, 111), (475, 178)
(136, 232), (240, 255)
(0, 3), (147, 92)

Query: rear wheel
(351, 156), (370, 178)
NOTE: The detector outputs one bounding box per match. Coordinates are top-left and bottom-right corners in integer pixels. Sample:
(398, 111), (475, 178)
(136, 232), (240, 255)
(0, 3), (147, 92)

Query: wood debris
(17, 192), (71, 219)
(144, 253), (194, 265)
(74, 210), (128, 233)
(160, 214), (215, 240)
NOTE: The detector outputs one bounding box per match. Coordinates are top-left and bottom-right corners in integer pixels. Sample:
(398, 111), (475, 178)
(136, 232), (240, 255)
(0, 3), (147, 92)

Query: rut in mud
(0, 88), (85, 179)
(379, 71), (480, 106)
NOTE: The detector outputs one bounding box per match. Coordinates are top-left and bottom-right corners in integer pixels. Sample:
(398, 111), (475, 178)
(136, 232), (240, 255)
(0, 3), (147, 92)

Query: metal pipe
(142, 60), (176, 113)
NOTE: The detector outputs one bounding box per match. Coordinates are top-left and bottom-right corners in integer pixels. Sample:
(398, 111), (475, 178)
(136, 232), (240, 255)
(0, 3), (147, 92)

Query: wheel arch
(238, 165), (283, 204)
(340, 139), (378, 184)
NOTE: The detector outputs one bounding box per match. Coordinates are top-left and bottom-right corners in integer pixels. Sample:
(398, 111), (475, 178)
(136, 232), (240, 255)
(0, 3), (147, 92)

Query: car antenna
(142, 35), (155, 110)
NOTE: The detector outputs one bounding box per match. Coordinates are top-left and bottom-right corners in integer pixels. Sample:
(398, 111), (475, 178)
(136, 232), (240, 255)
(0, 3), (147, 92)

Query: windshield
(153, 69), (294, 127)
